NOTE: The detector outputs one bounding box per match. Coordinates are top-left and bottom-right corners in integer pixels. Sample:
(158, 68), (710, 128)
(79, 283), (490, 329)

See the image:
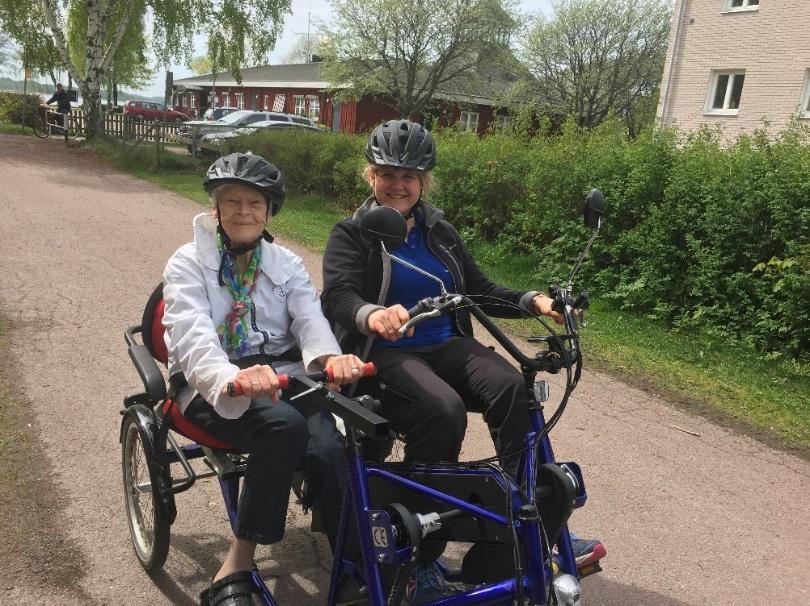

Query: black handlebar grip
(406, 299), (431, 318)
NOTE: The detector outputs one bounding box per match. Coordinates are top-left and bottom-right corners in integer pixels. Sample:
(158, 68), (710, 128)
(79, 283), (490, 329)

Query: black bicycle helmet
(203, 152), (285, 216)
(365, 120), (436, 171)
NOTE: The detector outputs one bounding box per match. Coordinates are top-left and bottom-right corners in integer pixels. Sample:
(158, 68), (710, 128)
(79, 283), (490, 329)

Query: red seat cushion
(162, 400), (236, 450)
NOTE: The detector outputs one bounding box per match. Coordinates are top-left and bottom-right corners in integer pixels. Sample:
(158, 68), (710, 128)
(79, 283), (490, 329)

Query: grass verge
(0, 315), (89, 593)
(95, 143), (810, 455)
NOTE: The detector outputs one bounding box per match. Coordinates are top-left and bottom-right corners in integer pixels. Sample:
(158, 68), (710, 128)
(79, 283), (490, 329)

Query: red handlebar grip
(226, 374), (289, 397)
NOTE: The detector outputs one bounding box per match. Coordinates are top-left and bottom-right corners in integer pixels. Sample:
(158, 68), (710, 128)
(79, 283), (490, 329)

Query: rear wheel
(32, 112), (49, 138)
(122, 414), (170, 572)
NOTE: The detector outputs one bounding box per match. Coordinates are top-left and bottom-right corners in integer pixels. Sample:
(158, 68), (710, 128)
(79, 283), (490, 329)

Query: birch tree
(0, 0), (292, 138)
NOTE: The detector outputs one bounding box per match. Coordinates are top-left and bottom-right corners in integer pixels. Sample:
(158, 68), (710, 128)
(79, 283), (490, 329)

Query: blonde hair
(363, 164), (436, 194)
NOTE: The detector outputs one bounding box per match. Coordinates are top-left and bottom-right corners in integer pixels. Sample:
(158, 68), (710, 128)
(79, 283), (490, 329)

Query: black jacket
(322, 197), (539, 354)
(46, 90), (71, 113)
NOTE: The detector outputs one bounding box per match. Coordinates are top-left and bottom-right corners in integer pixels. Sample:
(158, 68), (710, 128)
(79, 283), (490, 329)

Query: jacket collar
(352, 196), (445, 228)
(192, 213), (292, 284)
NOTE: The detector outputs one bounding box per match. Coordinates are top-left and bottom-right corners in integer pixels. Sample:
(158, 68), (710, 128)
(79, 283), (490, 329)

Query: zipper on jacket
(425, 234), (469, 337)
(249, 296), (270, 354)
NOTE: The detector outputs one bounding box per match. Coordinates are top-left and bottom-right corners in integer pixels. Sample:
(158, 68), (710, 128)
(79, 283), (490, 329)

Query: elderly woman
(162, 152), (363, 606)
(321, 120), (605, 603)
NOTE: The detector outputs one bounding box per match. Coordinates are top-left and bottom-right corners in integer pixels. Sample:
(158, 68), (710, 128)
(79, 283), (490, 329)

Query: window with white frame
(189, 94), (196, 108)
(294, 95), (306, 115)
(705, 70), (745, 114)
(235, 93), (244, 109)
(459, 111), (479, 132)
(307, 95), (320, 120)
(723, 0), (759, 12)
(801, 69), (810, 118)
(264, 94), (269, 110)
(222, 93), (229, 107)
(495, 114), (512, 132)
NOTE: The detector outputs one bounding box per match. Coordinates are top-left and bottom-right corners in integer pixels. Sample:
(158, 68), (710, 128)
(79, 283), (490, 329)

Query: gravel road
(0, 133), (807, 605)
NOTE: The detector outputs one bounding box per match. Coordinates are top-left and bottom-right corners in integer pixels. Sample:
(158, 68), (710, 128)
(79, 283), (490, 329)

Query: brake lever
(397, 309), (441, 336)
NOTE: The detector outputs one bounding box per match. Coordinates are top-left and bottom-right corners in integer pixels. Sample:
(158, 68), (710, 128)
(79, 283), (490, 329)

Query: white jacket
(162, 213), (341, 418)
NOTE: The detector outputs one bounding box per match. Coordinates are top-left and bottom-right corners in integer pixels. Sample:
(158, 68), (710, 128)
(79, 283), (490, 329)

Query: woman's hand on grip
(368, 305), (413, 340)
(222, 364), (282, 401)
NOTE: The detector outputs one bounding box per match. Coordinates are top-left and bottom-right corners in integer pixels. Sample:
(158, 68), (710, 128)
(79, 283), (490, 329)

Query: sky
(136, 0), (555, 98)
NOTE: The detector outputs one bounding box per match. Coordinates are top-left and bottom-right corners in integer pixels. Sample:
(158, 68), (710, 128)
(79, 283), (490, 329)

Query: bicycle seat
(139, 283), (236, 451)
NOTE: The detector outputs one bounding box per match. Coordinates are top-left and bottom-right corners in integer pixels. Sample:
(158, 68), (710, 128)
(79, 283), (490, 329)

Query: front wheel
(67, 115), (80, 139)
(121, 414), (170, 572)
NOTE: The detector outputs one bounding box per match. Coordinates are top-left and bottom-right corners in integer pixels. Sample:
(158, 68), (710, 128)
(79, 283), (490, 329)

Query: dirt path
(0, 133), (807, 605)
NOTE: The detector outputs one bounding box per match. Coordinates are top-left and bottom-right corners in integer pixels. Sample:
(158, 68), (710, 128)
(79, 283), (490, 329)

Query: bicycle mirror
(584, 189), (605, 229)
(360, 205), (407, 251)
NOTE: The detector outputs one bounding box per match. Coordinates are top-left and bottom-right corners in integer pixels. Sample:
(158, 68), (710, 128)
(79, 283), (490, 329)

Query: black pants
(184, 388), (347, 550)
(368, 336), (532, 475)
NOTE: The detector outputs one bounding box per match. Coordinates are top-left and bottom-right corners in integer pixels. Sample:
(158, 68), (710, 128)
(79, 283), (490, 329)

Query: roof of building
(174, 63), (327, 89)
(174, 61), (526, 108)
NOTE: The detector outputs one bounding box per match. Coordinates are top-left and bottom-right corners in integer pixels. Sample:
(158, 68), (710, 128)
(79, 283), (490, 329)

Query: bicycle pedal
(201, 446), (242, 479)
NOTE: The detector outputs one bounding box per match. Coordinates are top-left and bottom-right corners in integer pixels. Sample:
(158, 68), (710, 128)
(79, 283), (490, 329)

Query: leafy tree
(0, 0), (292, 138)
(190, 55), (214, 76)
(280, 33), (322, 65)
(518, 0), (671, 134)
(320, 0), (518, 118)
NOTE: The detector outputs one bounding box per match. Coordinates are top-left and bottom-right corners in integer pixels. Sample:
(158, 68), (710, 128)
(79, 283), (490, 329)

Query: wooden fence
(70, 110), (182, 144)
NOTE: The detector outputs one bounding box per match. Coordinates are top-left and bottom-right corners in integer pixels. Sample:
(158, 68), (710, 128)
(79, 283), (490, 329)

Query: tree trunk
(82, 82), (103, 138)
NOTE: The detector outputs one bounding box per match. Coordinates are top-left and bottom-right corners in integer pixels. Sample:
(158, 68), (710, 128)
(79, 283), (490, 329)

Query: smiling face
(370, 167), (423, 215)
(213, 183), (269, 246)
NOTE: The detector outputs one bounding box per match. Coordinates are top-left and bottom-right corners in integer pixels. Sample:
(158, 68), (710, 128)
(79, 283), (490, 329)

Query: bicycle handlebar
(226, 362), (376, 397)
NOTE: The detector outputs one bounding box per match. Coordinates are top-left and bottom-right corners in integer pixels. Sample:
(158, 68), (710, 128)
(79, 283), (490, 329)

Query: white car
(198, 120), (324, 154)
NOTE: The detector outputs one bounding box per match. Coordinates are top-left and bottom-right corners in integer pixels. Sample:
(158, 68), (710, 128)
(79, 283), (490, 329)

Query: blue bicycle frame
(323, 297), (589, 606)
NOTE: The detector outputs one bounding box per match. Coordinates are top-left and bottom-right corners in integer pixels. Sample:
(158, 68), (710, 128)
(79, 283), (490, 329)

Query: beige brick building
(657, 0), (810, 138)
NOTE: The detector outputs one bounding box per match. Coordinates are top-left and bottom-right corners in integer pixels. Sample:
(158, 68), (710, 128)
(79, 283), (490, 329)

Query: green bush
(220, 118), (810, 359)
(0, 92), (42, 127)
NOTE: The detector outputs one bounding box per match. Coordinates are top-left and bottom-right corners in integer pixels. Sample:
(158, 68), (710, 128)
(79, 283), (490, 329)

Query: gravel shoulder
(0, 133), (808, 605)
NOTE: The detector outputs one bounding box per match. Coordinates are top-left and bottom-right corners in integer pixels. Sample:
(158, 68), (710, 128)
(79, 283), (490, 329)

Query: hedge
(228, 119), (810, 359)
(0, 92), (42, 127)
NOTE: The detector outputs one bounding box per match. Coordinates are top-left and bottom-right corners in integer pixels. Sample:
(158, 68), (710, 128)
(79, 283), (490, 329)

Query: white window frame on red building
(294, 95), (306, 115)
(459, 110), (479, 132)
(307, 95), (320, 120)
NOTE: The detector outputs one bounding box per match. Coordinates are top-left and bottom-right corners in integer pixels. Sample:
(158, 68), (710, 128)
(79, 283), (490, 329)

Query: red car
(124, 100), (189, 122)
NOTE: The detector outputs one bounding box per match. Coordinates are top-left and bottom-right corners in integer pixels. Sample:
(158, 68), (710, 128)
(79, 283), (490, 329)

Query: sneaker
(569, 533), (606, 569)
(403, 561), (465, 605)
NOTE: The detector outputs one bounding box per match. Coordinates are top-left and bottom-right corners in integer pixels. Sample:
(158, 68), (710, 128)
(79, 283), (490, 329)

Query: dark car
(202, 106), (239, 121)
(124, 100), (189, 122)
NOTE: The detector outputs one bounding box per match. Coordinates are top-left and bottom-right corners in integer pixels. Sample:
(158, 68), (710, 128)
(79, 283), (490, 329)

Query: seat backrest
(142, 283), (168, 365)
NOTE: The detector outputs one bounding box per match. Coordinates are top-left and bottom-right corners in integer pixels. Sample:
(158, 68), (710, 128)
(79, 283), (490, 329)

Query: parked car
(200, 120), (324, 146)
(123, 100), (189, 122)
(177, 110), (320, 150)
(202, 106), (239, 121)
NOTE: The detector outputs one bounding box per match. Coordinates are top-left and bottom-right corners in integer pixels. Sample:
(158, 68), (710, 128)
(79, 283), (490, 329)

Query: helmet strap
(215, 224), (274, 285)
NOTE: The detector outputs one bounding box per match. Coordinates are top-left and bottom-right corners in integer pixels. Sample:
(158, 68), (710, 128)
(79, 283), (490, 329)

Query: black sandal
(199, 570), (259, 606)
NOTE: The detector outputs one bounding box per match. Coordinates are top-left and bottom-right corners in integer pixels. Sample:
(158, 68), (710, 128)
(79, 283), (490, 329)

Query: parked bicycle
(33, 105), (78, 141)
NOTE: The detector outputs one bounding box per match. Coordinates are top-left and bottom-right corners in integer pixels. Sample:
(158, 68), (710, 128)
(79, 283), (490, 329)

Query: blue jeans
(184, 389), (348, 548)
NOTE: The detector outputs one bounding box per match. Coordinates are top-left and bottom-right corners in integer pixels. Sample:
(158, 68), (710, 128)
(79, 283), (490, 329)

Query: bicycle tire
(122, 414), (170, 572)
(32, 114), (49, 138)
(68, 115), (80, 139)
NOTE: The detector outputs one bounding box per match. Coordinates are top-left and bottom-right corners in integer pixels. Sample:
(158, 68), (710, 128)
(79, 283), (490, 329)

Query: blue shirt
(376, 219), (456, 349)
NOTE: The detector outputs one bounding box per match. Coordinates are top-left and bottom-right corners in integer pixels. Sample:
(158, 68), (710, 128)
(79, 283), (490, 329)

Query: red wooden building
(172, 62), (514, 135)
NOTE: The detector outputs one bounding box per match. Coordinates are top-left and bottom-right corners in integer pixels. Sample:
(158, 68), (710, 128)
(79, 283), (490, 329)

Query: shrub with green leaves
(0, 92), (41, 126)
(222, 119), (809, 359)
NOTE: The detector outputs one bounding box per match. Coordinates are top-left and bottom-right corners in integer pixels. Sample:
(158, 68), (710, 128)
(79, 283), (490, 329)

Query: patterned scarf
(216, 231), (262, 357)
